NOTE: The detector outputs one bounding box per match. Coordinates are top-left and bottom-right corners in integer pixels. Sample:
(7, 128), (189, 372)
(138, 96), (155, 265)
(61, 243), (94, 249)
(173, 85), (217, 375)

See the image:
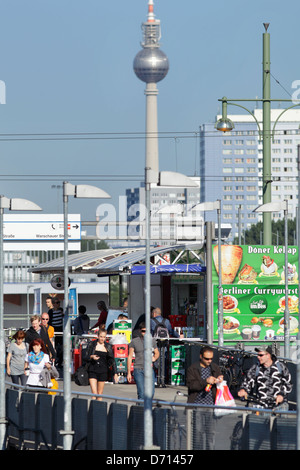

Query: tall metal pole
(262, 23), (272, 245)
(297, 146), (300, 450)
(205, 222), (213, 344)
(0, 200), (5, 450)
(283, 200), (290, 358)
(63, 181), (73, 450)
(238, 205), (242, 245)
(217, 201), (223, 347)
(144, 166), (153, 449)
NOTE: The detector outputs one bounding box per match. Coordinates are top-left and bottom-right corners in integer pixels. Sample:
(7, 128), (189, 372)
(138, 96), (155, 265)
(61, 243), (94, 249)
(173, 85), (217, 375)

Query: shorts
(88, 371), (108, 382)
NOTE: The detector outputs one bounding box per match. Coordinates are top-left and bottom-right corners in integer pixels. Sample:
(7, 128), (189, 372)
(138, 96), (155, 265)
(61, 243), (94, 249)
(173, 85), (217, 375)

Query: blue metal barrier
(87, 400), (108, 450)
(4, 383), (298, 450)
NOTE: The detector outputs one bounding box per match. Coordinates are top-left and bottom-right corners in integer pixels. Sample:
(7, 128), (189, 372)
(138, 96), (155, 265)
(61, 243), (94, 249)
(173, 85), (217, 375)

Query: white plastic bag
(214, 380), (236, 417)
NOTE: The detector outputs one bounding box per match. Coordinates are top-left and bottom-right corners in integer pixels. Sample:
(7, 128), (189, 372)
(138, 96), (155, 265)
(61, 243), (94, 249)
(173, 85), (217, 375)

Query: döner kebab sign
(212, 245), (299, 342)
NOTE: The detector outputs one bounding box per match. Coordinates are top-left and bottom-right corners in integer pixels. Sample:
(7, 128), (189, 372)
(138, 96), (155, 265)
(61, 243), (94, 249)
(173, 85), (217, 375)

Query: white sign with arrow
(2, 214), (81, 250)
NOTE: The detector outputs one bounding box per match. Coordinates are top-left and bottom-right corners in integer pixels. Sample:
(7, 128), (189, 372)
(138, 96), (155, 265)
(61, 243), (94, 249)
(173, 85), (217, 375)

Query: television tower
(133, 0), (169, 174)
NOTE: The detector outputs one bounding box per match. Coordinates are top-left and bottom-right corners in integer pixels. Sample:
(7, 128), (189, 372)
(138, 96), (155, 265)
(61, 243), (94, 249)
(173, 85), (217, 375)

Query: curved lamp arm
(272, 102), (300, 141)
(219, 99), (262, 137)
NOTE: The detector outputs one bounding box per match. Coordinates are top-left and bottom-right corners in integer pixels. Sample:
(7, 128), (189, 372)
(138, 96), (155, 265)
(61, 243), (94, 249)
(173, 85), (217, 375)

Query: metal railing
(4, 381), (297, 450)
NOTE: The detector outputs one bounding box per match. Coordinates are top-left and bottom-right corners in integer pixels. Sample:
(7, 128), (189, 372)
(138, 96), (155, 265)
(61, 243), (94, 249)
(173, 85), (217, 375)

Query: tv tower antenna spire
(133, 0), (169, 174)
(147, 0), (155, 22)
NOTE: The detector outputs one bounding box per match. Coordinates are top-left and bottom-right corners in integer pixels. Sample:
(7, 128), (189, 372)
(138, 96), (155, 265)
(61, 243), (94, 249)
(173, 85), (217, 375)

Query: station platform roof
(29, 243), (205, 276)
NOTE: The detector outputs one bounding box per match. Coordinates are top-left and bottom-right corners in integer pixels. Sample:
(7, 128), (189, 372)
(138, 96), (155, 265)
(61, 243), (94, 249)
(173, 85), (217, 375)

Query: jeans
(133, 368), (155, 400)
(11, 374), (27, 386)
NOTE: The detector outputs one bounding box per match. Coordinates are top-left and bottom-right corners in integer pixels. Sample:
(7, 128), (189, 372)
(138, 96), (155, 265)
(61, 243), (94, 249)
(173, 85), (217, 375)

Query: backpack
(153, 317), (169, 339)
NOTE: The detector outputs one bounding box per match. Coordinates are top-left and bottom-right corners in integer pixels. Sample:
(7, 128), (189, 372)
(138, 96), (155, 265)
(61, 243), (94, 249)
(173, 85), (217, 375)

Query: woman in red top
(91, 301), (108, 329)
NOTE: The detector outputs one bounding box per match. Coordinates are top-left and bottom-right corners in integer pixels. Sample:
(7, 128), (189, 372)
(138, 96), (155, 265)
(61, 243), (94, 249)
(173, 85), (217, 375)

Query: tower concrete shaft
(134, 1), (169, 174)
(145, 83), (159, 173)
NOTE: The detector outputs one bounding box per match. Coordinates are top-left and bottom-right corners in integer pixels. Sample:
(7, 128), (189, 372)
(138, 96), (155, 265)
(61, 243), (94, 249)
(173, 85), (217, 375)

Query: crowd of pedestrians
(5, 296), (94, 390)
(5, 299), (293, 422)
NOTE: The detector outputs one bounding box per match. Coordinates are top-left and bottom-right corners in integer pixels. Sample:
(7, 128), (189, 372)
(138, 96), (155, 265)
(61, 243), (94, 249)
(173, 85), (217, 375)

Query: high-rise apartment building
(200, 109), (300, 241)
(126, 178), (201, 246)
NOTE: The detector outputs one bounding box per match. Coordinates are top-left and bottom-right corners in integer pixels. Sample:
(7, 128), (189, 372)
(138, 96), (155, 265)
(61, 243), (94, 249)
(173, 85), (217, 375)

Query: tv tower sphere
(134, 47), (169, 84)
(133, 1), (169, 84)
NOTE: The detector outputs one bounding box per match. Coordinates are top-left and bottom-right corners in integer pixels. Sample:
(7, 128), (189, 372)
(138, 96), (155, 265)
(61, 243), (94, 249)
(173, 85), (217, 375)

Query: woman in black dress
(87, 329), (118, 400)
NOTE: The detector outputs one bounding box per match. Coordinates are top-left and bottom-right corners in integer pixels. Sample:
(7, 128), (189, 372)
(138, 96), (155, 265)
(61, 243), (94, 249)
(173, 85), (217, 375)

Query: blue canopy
(131, 263), (206, 275)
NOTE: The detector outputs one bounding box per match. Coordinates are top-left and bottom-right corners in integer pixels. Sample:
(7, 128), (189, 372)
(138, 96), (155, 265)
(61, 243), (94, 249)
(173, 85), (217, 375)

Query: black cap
(255, 346), (275, 358)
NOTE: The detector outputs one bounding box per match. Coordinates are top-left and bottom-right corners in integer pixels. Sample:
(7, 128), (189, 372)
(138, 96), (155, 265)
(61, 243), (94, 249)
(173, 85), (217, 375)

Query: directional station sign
(3, 214), (81, 251)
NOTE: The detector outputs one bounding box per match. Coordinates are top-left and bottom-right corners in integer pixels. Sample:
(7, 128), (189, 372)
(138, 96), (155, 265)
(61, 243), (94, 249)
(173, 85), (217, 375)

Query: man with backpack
(150, 308), (179, 339)
(238, 345), (292, 410)
(150, 308), (180, 387)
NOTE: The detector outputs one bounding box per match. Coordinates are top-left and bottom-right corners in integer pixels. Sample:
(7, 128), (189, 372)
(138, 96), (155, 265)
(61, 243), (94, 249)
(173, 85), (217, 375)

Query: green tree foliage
(233, 218), (297, 245)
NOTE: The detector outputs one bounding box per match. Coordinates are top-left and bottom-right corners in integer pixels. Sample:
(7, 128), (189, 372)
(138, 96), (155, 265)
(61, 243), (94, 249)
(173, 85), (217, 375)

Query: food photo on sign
(212, 245), (298, 286)
(212, 245), (299, 342)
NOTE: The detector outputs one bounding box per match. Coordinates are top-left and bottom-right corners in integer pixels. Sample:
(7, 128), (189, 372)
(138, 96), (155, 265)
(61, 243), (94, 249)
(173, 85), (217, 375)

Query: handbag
(214, 380), (236, 417)
(74, 364), (89, 386)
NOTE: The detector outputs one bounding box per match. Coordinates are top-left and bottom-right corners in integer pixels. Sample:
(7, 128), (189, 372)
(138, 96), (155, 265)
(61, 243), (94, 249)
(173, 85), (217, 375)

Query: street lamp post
(26, 284), (34, 328)
(253, 200), (290, 358)
(143, 170), (198, 450)
(238, 205), (242, 245)
(215, 24), (300, 245)
(62, 182), (110, 451)
(0, 196), (42, 450)
(191, 200), (223, 346)
(298, 145), (300, 451)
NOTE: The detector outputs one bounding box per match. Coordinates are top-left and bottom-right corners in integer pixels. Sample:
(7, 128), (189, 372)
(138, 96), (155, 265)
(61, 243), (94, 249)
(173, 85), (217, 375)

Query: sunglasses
(203, 357), (213, 361)
(258, 353), (266, 357)
(140, 329), (146, 333)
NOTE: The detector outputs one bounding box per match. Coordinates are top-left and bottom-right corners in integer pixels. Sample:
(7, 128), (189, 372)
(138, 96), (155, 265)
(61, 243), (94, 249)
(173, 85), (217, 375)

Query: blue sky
(0, 0), (300, 228)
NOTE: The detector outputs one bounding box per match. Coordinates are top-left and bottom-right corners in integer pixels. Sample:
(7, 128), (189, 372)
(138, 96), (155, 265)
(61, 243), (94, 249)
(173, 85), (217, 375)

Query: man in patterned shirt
(186, 346), (223, 449)
(238, 345), (292, 409)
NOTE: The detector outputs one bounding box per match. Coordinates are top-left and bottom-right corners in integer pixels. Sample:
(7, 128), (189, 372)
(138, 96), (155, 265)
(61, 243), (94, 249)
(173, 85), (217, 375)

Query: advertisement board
(212, 245), (299, 342)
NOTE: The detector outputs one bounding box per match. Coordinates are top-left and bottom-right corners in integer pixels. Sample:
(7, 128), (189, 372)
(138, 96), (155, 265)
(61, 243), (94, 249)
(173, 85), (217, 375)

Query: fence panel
(52, 395), (64, 450)
(153, 408), (169, 450)
(272, 416), (297, 450)
(6, 388), (19, 449)
(245, 414), (271, 450)
(87, 400), (108, 450)
(72, 397), (88, 450)
(36, 393), (53, 450)
(108, 402), (128, 450)
(168, 407), (187, 450)
(128, 405), (144, 450)
(19, 392), (36, 450)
